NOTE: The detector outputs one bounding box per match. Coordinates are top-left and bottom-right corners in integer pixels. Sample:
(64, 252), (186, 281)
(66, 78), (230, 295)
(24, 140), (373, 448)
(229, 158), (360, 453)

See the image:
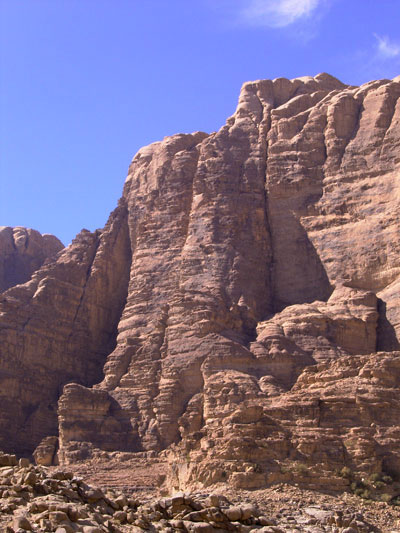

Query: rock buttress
(59, 74), (400, 485)
(0, 201), (131, 455)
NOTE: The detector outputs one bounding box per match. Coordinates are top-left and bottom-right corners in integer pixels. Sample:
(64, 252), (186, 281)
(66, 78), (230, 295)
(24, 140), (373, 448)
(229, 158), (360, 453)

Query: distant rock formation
(0, 227), (63, 292)
(0, 211), (130, 455)
(1, 73), (400, 492)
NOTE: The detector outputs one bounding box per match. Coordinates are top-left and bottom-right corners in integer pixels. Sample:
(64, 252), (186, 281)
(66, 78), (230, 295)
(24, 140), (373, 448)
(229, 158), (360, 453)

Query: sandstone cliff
(0, 208), (130, 454)
(0, 227), (63, 292)
(1, 73), (400, 493)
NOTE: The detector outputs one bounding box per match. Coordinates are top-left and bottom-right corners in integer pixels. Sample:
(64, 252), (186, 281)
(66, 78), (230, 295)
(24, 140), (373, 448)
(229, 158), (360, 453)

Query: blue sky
(1, 0), (399, 245)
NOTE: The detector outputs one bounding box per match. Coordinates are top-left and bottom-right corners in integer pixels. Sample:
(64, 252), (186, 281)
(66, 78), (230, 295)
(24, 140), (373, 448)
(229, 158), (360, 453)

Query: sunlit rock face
(2, 74), (400, 490)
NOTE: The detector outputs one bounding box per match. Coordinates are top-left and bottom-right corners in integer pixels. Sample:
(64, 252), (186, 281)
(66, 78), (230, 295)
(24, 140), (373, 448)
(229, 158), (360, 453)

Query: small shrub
(339, 466), (352, 479)
(369, 472), (381, 483)
(380, 493), (392, 503)
(350, 481), (359, 492)
(293, 462), (309, 476)
(382, 475), (393, 484)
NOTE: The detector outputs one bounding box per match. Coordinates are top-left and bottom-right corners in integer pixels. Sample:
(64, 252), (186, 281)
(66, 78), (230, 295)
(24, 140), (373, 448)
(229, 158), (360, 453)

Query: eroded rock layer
(2, 73), (400, 490)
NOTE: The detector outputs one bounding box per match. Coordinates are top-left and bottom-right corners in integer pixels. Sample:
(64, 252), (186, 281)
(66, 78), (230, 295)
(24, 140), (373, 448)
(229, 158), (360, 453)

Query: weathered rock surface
(0, 452), (388, 532)
(0, 227), (63, 292)
(170, 350), (400, 492)
(0, 206), (131, 454)
(2, 73), (400, 495)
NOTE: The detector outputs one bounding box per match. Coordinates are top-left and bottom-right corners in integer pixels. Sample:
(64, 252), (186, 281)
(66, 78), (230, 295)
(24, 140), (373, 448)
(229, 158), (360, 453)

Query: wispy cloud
(240, 0), (322, 28)
(349, 34), (400, 84)
(374, 34), (400, 59)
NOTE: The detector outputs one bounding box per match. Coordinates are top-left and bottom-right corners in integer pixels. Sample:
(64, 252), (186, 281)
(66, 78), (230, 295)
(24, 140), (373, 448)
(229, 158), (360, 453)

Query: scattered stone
(12, 515), (32, 530)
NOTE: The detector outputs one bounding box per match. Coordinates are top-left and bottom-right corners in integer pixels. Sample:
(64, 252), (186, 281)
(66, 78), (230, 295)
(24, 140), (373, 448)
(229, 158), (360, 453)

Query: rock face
(0, 227), (63, 292)
(2, 73), (400, 492)
(0, 206), (131, 455)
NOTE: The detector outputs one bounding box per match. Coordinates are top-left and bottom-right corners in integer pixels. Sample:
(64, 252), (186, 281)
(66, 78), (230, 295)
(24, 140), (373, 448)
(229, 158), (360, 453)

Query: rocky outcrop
(0, 204), (131, 455)
(59, 74), (400, 457)
(2, 73), (400, 493)
(0, 227), (63, 292)
(169, 350), (400, 492)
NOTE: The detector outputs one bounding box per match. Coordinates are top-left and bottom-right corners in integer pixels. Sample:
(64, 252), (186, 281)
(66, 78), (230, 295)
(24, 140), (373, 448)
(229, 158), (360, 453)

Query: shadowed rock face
(0, 227), (63, 292)
(0, 204), (131, 454)
(2, 73), (400, 488)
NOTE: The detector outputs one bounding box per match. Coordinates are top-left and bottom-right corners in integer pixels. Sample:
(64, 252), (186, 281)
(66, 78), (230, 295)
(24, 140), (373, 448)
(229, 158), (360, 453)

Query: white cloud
(241, 0), (321, 28)
(374, 34), (400, 59)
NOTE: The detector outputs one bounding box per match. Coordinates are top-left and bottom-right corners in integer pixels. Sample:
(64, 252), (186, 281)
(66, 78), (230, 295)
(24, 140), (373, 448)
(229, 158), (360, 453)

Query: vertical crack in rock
(266, 78), (337, 311)
(324, 91), (362, 173)
(376, 297), (400, 352)
(66, 235), (101, 345)
(378, 84), (400, 160)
